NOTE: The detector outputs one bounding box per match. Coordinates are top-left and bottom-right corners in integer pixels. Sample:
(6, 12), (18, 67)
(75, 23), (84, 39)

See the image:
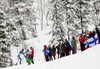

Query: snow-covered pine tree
(73, 0), (91, 37)
(49, 0), (66, 45)
(89, 0), (100, 28)
(59, 0), (79, 40)
(9, 0), (37, 41)
(0, 1), (13, 67)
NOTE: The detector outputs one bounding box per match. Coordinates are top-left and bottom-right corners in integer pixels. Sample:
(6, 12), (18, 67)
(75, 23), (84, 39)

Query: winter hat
(44, 45), (47, 49)
(27, 49), (29, 52)
(80, 34), (82, 36)
(65, 39), (67, 41)
(22, 49), (24, 51)
(44, 45), (47, 47)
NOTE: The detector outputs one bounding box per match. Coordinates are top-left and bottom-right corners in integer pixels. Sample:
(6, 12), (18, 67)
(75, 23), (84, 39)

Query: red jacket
(87, 33), (92, 38)
(29, 48), (34, 57)
(79, 36), (85, 43)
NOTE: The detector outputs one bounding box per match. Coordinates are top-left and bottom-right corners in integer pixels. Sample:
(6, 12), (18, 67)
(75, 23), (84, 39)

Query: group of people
(79, 27), (100, 51)
(43, 27), (100, 62)
(43, 38), (77, 62)
(16, 27), (100, 64)
(16, 47), (34, 65)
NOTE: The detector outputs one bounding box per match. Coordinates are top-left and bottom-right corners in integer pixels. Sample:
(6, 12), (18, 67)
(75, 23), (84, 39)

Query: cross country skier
(15, 49), (25, 65)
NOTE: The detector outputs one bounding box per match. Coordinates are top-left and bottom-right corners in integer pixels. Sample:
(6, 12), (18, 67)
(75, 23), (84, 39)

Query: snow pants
(17, 55), (22, 64)
(27, 58), (31, 65)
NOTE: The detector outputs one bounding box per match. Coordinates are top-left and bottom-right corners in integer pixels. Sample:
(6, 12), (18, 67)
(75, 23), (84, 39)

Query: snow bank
(3, 44), (100, 69)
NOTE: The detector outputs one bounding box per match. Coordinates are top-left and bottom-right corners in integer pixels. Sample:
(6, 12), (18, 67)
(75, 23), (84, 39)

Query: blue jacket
(71, 40), (73, 48)
(19, 51), (25, 55)
(43, 49), (49, 56)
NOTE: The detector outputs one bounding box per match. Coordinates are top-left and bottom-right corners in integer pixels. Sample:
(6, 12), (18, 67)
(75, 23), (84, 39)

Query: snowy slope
(3, 44), (100, 69)
(20, 25), (52, 64)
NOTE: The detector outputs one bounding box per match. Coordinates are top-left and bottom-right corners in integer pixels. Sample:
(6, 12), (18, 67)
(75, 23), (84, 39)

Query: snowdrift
(3, 44), (100, 69)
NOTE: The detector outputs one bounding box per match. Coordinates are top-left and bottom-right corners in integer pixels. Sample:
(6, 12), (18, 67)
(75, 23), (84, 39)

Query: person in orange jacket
(79, 34), (85, 51)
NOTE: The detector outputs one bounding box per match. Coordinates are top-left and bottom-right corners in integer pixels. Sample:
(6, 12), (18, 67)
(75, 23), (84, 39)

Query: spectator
(79, 34), (85, 51)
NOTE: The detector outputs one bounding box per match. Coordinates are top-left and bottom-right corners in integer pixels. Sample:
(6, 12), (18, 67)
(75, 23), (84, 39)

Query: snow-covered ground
(3, 44), (100, 69)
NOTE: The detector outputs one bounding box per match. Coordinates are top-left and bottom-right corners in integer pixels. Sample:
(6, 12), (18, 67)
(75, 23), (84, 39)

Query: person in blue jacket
(16, 49), (25, 65)
(43, 47), (50, 62)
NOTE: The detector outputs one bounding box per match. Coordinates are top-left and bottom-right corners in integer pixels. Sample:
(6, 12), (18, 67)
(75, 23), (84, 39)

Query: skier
(79, 34), (85, 51)
(29, 47), (34, 64)
(16, 49), (25, 65)
(64, 39), (71, 56)
(26, 49), (31, 65)
(71, 37), (77, 54)
(51, 45), (56, 60)
(43, 47), (50, 62)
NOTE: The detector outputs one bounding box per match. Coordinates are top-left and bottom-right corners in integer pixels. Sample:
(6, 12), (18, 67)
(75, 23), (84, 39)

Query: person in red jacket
(87, 31), (92, 38)
(29, 47), (34, 64)
(79, 34), (85, 51)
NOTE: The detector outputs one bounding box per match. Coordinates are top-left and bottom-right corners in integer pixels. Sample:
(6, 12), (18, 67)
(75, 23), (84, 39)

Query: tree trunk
(80, 0), (83, 34)
(41, 11), (43, 30)
(19, 21), (27, 40)
(40, 0), (44, 30)
(21, 29), (27, 40)
(46, 11), (49, 26)
(68, 30), (70, 41)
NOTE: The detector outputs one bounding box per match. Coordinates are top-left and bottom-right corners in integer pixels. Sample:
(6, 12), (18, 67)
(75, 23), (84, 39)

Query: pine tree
(89, 0), (100, 28)
(0, 1), (13, 67)
(74, 0), (90, 35)
(61, 0), (79, 40)
(49, 0), (66, 45)
(9, 0), (37, 41)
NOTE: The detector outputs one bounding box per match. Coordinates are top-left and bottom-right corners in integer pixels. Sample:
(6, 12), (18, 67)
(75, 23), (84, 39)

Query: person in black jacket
(51, 45), (56, 60)
(95, 27), (100, 43)
(56, 43), (60, 59)
(48, 46), (53, 61)
(64, 39), (71, 56)
(91, 30), (95, 37)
